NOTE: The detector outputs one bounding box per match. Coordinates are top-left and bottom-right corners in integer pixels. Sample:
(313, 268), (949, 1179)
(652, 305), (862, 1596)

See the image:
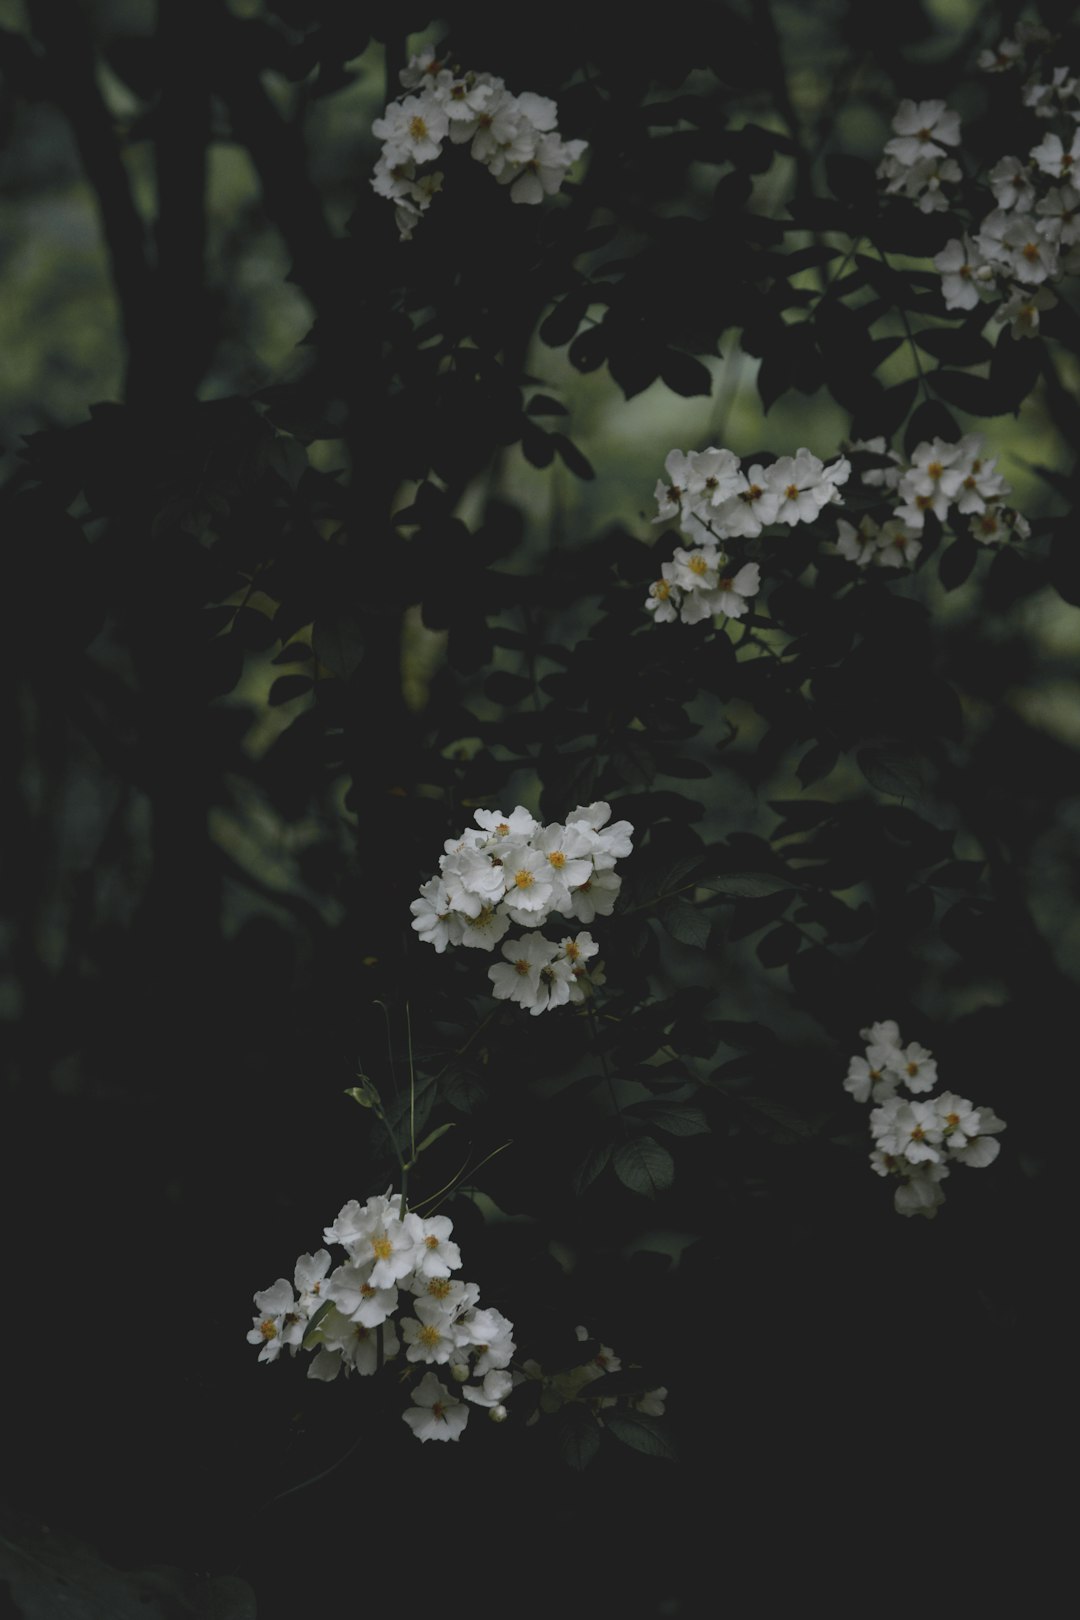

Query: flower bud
(449, 1362), (470, 1383)
(489, 1404), (508, 1423)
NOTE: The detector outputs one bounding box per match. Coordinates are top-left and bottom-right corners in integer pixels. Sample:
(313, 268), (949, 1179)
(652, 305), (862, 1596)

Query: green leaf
(573, 1139), (614, 1197)
(613, 1136), (674, 1198)
(756, 923), (801, 967)
(626, 1101), (710, 1137)
(659, 349), (713, 397)
(525, 393), (569, 416)
(313, 614), (364, 680)
(660, 898), (710, 948)
(701, 872), (795, 898)
(603, 1410), (676, 1460)
(856, 745), (929, 801)
(557, 1404), (601, 1470)
(301, 1298), (334, 1349)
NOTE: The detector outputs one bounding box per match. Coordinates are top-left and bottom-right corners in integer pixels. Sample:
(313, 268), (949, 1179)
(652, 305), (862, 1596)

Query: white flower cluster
(645, 445), (851, 625)
(371, 46), (586, 239)
(846, 431), (1029, 563)
(882, 32), (1080, 336)
(247, 1188), (515, 1442)
(844, 1020), (1006, 1218)
(410, 803), (632, 1014)
(877, 99), (963, 215)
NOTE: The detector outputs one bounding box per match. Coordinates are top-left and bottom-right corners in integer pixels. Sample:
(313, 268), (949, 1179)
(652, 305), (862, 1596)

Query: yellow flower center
(514, 958), (529, 976)
(785, 483), (799, 500)
(409, 115), (429, 141)
(1022, 242), (1039, 261)
(739, 484), (762, 504)
(654, 580), (671, 600)
(927, 461), (943, 480)
(565, 940), (581, 960)
(260, 1320), (277, 1340)
(514, 869), (535, 889)
(548, 850), (566, 868)
(425, 1234), (440, 1249)
(428, 1277), (452, 1298)
(689, 554), (708, 575)
(420, 1324), (443, 1349)
(372, 1236), (393, 1261)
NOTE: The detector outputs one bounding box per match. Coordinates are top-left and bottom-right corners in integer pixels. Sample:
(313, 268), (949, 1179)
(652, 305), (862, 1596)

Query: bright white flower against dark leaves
(403, 1213), (462, 1280)
(293, 1250), (332, 1316)
(1000, 216), (1059, 284)
(248, 1279), (304, 1363)
(768, 450), (830, 525)
(988, 155), (1037, 212)
(403, 1372), (469, 1442)
(646, 575), (682, 622)
(406, 1275), (481, 1317)
(896, 1040), (937, 1095)
(935, 236), (993, 310)
(500, 132), (588, 204)
(1035, 185), (1080, 248)
(500, 846), (557, 919)
(325, 1261), (399, 1328)
(373, 95), (449, 164)
(474, 805), (539, 841)
(844, 1054), (899, 1106)
(871, 1097), (944, 1163)
(458, 904), (512, 950)
(835, 516), (881, 568)
(488, 930), (560, 1011)
(884, 99), (961, 167)
(458, 1308), (517, 1374)
(1030, 128), (1080, 181)
(710, 561), (761, 620)
(567, 802), (635, 868)
(398, 45), (449, 89)
(410, 876), (464, 953)
(307, 1308), (400, 1378)
(970, 508), (1007, 544)
(402, 1297), (460, 1365)
(875, 520), (923, 568)
(687, 446), (743, 507)
(953, 436), (1009, 515)
(441, 845), (505, 919)
(860, 1019), (902, 1049)
(532, 823), (594, 906)
(715, 466), (781, 538)
(575, 1323), (622, 1380)
(669, 542), (722, 592)
(949, 1107), (1007, 1166)
(463, 1368), (514, 1408)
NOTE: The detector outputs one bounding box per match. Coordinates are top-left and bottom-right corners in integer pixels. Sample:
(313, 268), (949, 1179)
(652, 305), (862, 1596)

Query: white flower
(566, 802), (634, 868)
(488, 931), (573, 1014)
(979, 39), (1023, 73)
(410, 877), (464, 953)
(844, 1054), (899, 1105)
(463, 1368), (514, 1407)
(403, 1213), (462, 1280)
(988, 155), (1037, 212)
(403, 1371), (469, 1441)
(669, 543), (722, 592)
(633, 1387), (668, 1416)
(835, 516), (880, 568)
(1030, 128), (1080, 180)
(768, 449), (830, 525)
(457, 904), (512, 951)
(1035, 185), (1080, 248)
(710, 562), (761, 620)
(871, 1098), (943, 1163)
(714, 466), (781, 538)
(325, 1261), (398, 1328)
(893, 1161), (950, 1218)
(247, 1279), (303, 1363)
(934, 236), (992, 310)
(402, 1296), (460, 1365)
(646, 575), (682, 622)
(884, 99), (962, 167)
(474, 805), (539, 841)
(997, 285), (1056, 337)
(458, 1307), (517, 1373)
(896, 1041), (937, 1095)
(293, 1250), (332, 1316)
(372, 95), (449, 164)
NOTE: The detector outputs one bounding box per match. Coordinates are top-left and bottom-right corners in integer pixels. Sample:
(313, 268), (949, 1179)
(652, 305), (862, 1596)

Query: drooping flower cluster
(372, 46), (586, 239)
(645, 445), (850, 625)
(844, 1021), (1006, 1218)
(247, 1188), (515, 1442)
(844, 432), (1029, 565)
(410, 803), (632, 1013)
(877, 99), (963, 214)
(881, 28), (1080, 336)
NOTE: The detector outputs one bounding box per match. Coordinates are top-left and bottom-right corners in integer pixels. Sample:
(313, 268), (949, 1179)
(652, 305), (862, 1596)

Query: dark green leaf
(603, 1410), (676, 1460)
(660, 898), (710, 948)
(573, 1140), (614, 1197)
(557, 1404), (601, 1470)
(613, 1136), (674, 1197)
(938, 535), (979, 591)
(313, 614), (364, 680)
(626, 1101), (710, 1137)
(915, 326), (993, 366)
(659, 350), (713, 397)
(703, 872), (795, 898)
(525, 393), (569, 416)
(551, 434), (595, 480)
(856, 745), (929, 801)
(484, 671), (532, 705)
